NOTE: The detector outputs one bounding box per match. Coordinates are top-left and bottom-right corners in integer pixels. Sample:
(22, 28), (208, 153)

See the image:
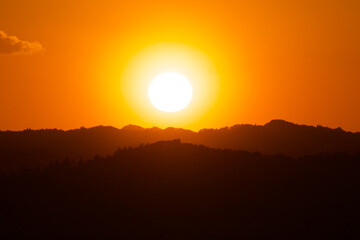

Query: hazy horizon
(1, 119), (358, 133)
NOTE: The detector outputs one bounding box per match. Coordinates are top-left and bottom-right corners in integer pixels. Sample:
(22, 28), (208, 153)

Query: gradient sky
(0, 0), (359, 131)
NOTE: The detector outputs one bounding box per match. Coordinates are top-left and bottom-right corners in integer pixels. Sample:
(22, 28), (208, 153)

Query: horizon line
(1, 119), (357, 134)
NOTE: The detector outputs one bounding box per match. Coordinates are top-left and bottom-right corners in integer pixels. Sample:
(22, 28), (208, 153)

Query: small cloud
(0, 30), (44, 55)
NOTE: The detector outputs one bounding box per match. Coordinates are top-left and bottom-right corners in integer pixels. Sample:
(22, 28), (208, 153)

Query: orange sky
(0, 0), (359, 131)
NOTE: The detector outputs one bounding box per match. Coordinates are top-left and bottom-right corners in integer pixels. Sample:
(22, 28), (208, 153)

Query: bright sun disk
(148, 72), (192, 112)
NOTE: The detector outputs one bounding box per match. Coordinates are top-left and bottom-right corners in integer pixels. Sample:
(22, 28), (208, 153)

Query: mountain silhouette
(1, 140), (359, 239)
(0, 119), (359, 173)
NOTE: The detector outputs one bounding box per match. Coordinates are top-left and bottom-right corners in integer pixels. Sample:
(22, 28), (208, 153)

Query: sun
(148, 72), (193, 112)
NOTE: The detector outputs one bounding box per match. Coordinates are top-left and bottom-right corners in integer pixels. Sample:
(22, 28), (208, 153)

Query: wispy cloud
(0, 30), (44, 55)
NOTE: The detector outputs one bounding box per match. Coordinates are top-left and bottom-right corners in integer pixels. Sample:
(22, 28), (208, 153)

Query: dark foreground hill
(1, 120), (360, 173)
(0, 141), (359, 239)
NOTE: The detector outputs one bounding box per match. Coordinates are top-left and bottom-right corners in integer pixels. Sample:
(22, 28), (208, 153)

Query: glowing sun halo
(148, 72), (193, 112)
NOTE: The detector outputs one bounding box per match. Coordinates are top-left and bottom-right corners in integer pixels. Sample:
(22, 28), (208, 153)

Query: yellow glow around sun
(97, 42), (220, 128)
(148, 72), (192, 112)
(121, 43), (219, 127)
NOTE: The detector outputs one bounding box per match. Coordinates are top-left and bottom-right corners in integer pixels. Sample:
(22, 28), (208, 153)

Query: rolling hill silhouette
(1, 140), (359, 239)
(1, 119), (359, 173)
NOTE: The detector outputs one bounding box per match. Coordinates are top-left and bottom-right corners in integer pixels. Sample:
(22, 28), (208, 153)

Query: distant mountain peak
(121, 125), (145, 131)
(265, 119), (297, 127)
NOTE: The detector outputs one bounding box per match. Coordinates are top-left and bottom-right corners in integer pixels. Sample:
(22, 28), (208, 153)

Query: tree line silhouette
(1, 119), (360, 173)
(0, 140), (359, 239)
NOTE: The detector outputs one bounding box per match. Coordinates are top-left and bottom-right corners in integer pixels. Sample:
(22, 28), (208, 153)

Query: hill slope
(0, 120), (359, 172)
(1, 141), (359, 239)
